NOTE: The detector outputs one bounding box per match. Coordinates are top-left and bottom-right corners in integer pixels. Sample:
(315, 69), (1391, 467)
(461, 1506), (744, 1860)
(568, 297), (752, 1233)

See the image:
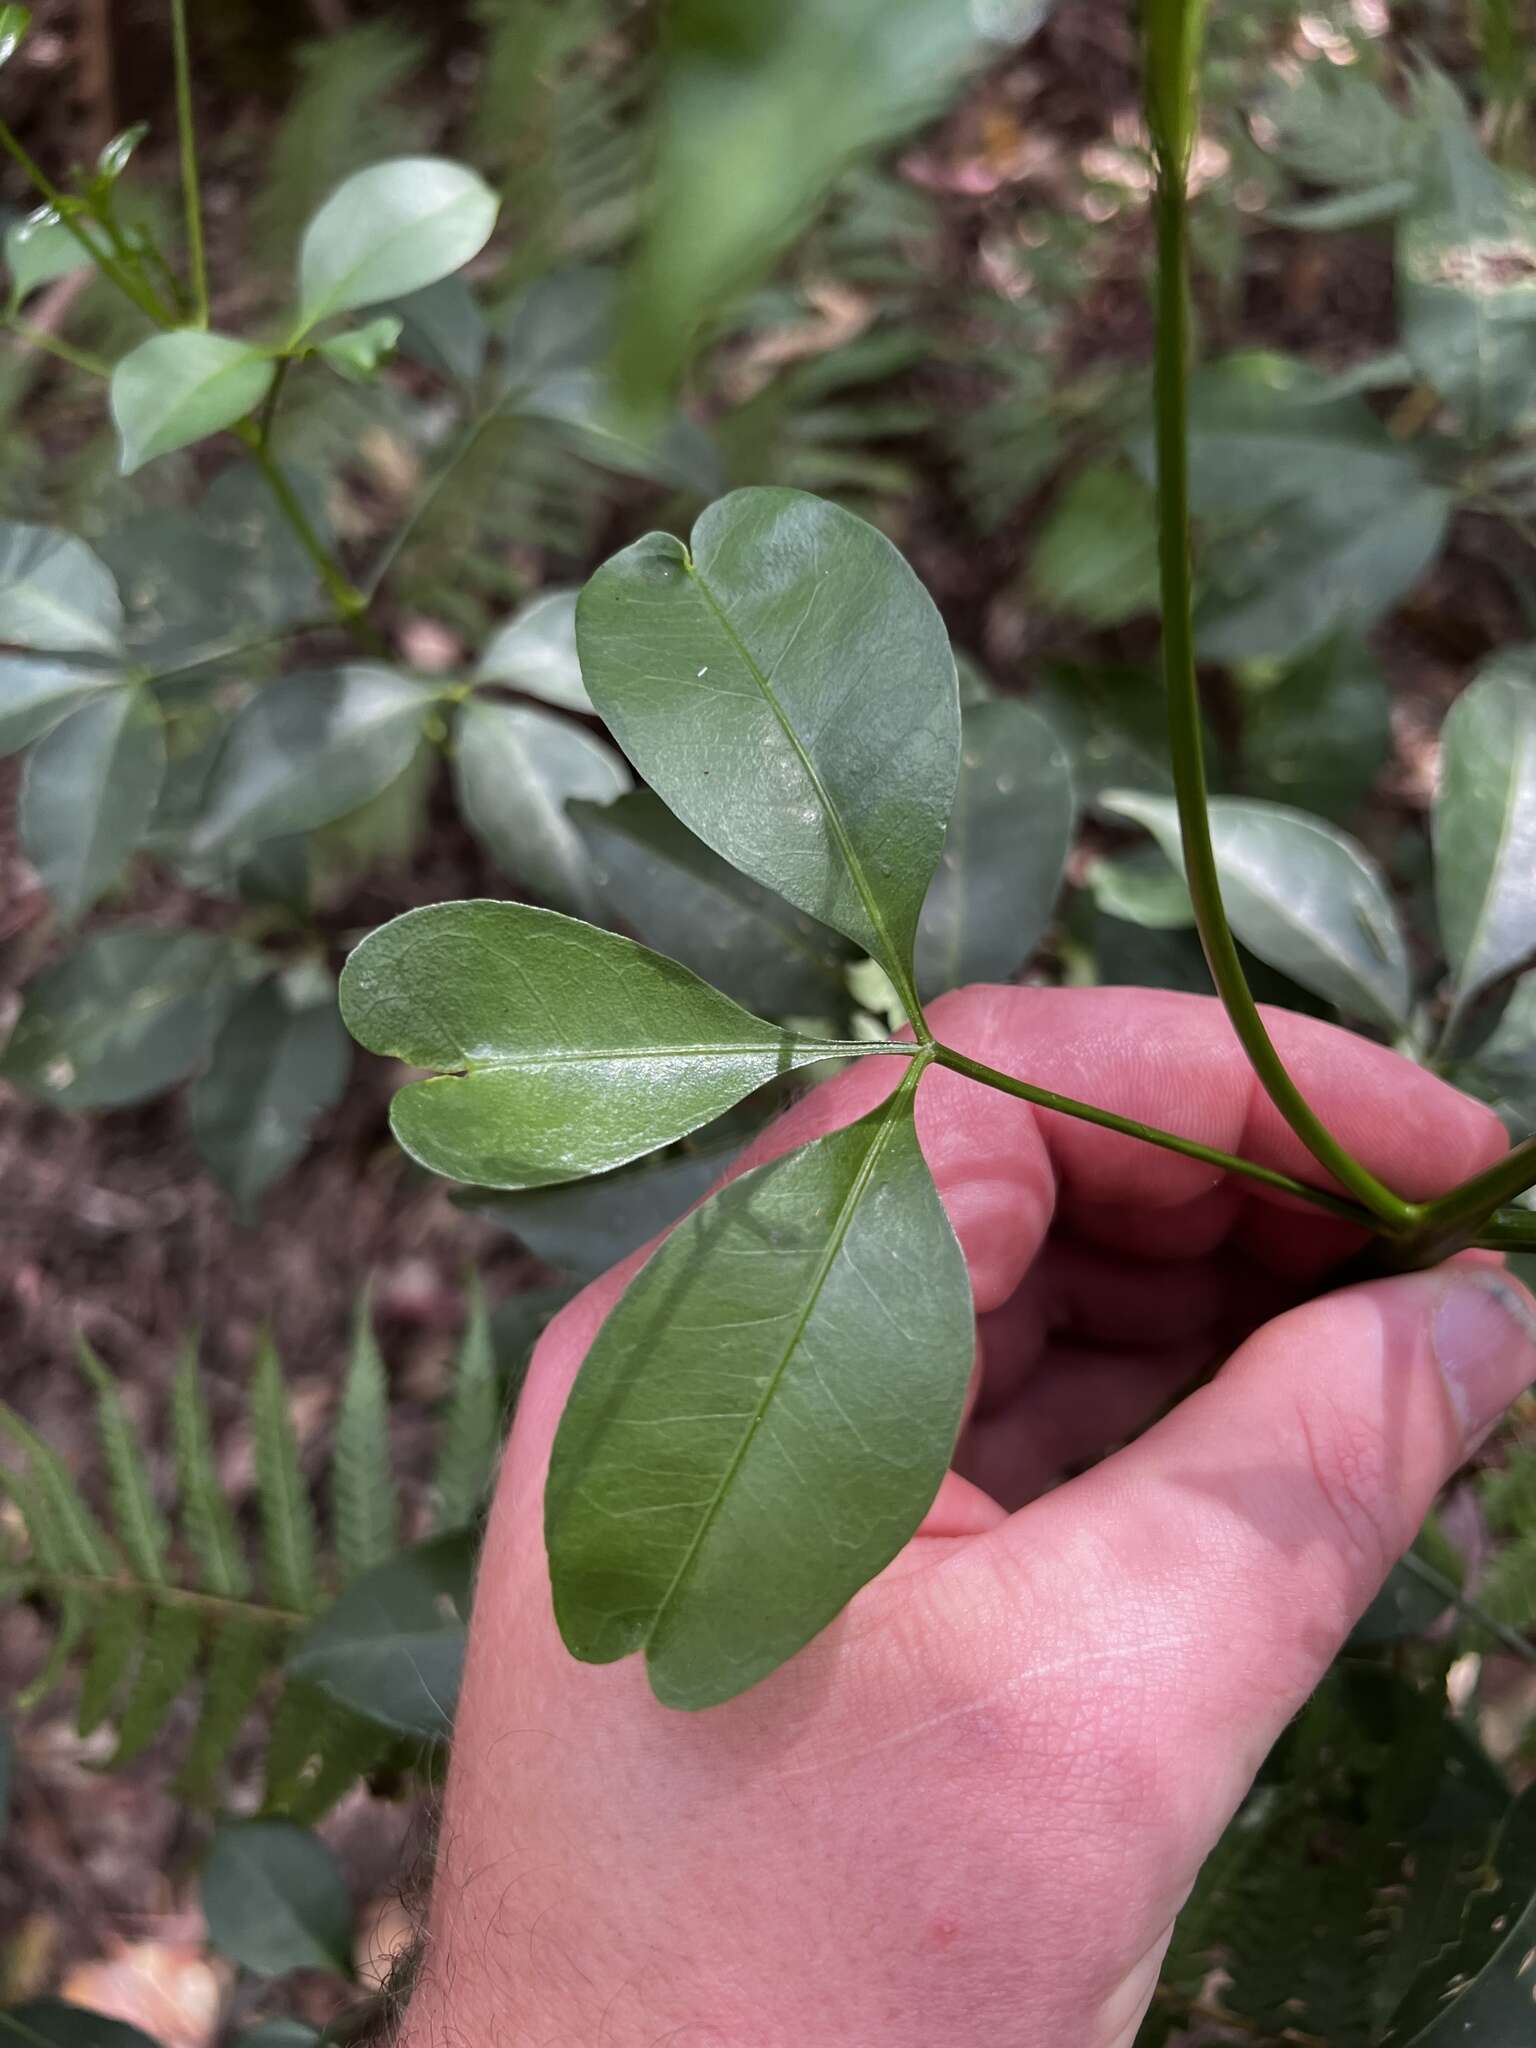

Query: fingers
(997, 1263), (1536, 1842)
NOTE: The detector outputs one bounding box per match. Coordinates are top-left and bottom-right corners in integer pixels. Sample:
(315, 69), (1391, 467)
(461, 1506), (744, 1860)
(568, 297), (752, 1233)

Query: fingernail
(1433, 1275), (1536, 1449)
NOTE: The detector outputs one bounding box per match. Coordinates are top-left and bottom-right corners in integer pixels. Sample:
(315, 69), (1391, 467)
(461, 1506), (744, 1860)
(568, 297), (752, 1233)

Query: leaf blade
(110, 331), (276, 475)
(297, 156), (499, 326)
(1433, 648), (1536, 1008)
(19, 686), (165, 922)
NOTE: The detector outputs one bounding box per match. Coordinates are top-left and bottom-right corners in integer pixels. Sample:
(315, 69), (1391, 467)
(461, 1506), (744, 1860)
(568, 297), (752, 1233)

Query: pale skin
(399, 987), (1536, 2048)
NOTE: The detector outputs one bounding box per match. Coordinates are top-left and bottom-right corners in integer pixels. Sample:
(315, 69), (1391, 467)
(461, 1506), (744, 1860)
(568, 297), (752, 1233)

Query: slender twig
(4, 319), (110, 378)
(168, 0), (208, 325)
(1405, 1140), (1536, 1263)
(1471, 1203), (1536, 1255)
(1398, 1548), (1536, 1666)
(0, 121), (166, 324)
(932, 1043), (1375, 1226)
(255, 354), (293, 448)
(1145, 22), (1414, 1230)
(363, 411), (497, 603)
(231, 422), (375, 639)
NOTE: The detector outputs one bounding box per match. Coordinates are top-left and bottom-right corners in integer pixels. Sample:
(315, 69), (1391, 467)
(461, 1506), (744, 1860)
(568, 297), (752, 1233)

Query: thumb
(1002, 1264), (1536, 1839)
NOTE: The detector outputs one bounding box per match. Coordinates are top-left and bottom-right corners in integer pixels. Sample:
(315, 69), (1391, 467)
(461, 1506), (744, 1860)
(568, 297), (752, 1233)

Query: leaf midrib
(643, 1083), (910, 1659)
(447, 1038), (873, 1073)
(685, 554), (922, 1021)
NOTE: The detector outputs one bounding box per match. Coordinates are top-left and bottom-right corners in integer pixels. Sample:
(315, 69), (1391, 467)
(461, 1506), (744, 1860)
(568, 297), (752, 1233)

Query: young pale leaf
(201, 1820), (353, 1979)
(547, 1074), (974, 1709)
(1433, 649), (1536, 1008)
(339, 900), (881, 1190)
(1103, 790), (1411, 1031)
(4, 207), (92, 301)
(476, 588), (589, 711)
(193, 667), (434, 853)
(0, 929), (252, 1110)
(0, 655), (116, 757)
(452, 696), (630, 919)
(576, 487), (959, 1005)
(0, 523), (122, 654)
(332, 1289), (397, 1583)
(189, 973), (351, 1216)
(1399, 122), (1536, 443)
(0, 2003), (160, 2048)
(0, 6), (30, 65)
(110, 332), (276, 475)
(915, 700), (1074, 1003)
(19, 687), (165, 922)
(314, 314), (402, 382)
(432, 1274), (499, 1531)
(296, 157), (499, 328)
(574, 788), (852, 1016)
(287, 1531), (475, 1739)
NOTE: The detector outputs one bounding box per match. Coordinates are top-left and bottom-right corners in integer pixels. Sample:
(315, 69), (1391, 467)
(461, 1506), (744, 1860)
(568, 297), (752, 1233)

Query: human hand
(400, 987), (1536, 2048)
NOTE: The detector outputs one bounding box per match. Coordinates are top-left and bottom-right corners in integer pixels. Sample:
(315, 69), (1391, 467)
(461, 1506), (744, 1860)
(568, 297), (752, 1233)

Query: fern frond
(0, 1406), (118, 1578)
(332, 1288), (397, 1583)
(175, 1618), (278, 1806)
(76, 1595), (144, 1739)
(264, 1686), (395, 1825)
(172, 1337), (249, 1600)
(111, 1604), (203, 1766)
(76, 1338), (169, 1585)
(433, 1273), (502, 1533)
(250, 1335), (321, 1616)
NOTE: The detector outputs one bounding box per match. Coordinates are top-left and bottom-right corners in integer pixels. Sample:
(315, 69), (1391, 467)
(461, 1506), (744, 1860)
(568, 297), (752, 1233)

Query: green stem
(363, 411), (495, 603)
(5, 319), (110, 378)
(1398, 1548), (1536, 1665)
(169, 0), (209, 326)
(232, 422), (376, 640)
(1472, 1204), (1536, 1255)
(932, 1043), (1375, 1227)
(0, 121), (167, 325)
(255, 354), (293, 447)
(1408, 1140), (1536, 1261)
(1149, 122), (1412, 1229)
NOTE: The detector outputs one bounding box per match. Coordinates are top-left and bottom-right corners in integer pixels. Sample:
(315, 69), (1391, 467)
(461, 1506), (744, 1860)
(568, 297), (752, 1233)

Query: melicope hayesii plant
(339, 0), (1536, 1710)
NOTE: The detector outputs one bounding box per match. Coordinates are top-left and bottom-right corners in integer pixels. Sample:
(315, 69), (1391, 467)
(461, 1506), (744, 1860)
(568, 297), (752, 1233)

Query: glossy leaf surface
(452, 696), (629, 919)
(577, 487), (958, 1002)
(339, 900), (876, 1189)
(19, 688), (165, 922)
(0, 2003), (158, 2048)
(0, 656), (115, 757)
(201, 1819), (352, 1978)
(190, 972), (351, 1216)
(915, 699), (1074, 1001)
(0, 523), (122, 655)
(287, 1532), (475, 1739)
(574, 787), (851, 1015)
(548, 1077), (974, 1708)
(297, 157), (498, 327)
(111, 332), (276, 475)
(4, 208), (91, 301)
(193, 667), (433, 852)
(476, 588), (589, 711)
(1104, 790), (1411, 1030)
(1434, 649), (1536, 1007)
(0, 929), (252, 1109)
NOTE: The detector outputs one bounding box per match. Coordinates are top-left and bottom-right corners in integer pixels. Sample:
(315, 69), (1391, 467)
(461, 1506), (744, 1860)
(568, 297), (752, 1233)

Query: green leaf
(189, 972), (351, 1216)
(576, 487), (959, 1006)
(1103, 790), (1411, 1030)
(1454, 970), (1536, 1137)
(476, 588), (589, 712)
(0, 7), (30, 67)
(287, 1531), (475, 1740)
(201, 1819), (353, 1978)
(93, 123), (147, 186)
(386, 274), (486, 386)
(1434, 648), (1536, 1008)
(332, 1289), (397, 1583)
(465, 1134), (735, 1278)
(0, 523), (122, 655)
(0, 655), (115, 757)
(339, 899), (877, 1190)
(19, 687), (165, 921)
(110, 1602), (203, 1766)
(915, 700), (1074, 1003)
(452, 696), (629, 919)
(432, 1275), (499, 1532)
(4, 207), (92, 302)
(172, 1341), (249, 1600)
(573, 788), (851, 1016)
(110, 331), (276, 476)
(75, 1339), (167, 1583)
(1088, 845), (1194, 930)
(547, 1073), (974, 1708)
(314, 313), (402, 382)
(232, 2027), (321, 2048)
(250, 1338), (320, 1615)
(175, 1618), (272, 1805)
(0, 2002), (159, 2048)
(0, 929), (253, 1110)
(615, 0), (991, 405)
(1239, 636), (1390, 822)
(192, 667), (433, 853)
(296, 157), (499, 329)
(1028, 465), (1160, 627)
(1399, 122), (1536, 443)
(1033, 663), (1179, 814)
